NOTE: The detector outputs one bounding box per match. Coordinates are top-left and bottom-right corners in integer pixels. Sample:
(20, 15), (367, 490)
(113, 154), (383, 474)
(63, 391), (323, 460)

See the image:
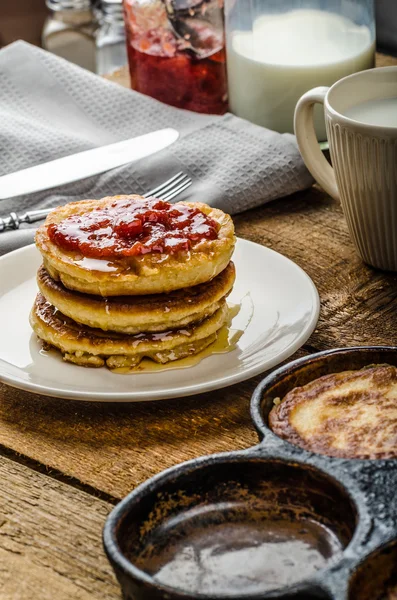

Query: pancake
(37, 262), (235, 334)
(30, 293), (229, 370)
(35, 196), (235, 296)
(268, 365), (397, 459)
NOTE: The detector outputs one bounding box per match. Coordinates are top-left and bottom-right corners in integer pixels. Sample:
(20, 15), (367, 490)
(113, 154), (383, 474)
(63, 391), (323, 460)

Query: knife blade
(0, 128), (179, 200)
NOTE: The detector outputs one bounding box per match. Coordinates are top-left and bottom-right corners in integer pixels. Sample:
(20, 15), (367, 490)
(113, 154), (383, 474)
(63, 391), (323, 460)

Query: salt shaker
(95, 0), (127, 74)
(42, 0), (97, 72)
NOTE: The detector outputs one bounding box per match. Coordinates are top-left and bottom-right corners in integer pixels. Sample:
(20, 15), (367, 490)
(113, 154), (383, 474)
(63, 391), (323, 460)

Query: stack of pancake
(30, 195), (236, 371)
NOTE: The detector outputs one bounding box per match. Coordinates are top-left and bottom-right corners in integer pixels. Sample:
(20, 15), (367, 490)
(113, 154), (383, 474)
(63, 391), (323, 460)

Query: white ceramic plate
(0, 239), (319, 402)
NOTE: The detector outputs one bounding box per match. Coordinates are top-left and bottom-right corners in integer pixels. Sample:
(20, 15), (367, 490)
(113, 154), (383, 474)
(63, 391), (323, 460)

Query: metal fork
(0, 172), (192, 232)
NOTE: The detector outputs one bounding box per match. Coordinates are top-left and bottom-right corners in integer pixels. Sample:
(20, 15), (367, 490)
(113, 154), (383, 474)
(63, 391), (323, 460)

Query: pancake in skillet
(37, 262), (235, 334)
(35, 196), (235, 296)
(30, 293), (229, 370)
(269, 365), (397, 459)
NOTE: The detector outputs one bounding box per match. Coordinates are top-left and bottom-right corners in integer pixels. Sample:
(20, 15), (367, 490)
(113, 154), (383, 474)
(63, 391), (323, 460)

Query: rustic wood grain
(0, 351), (311, 500)
(376, 53), (397, 67)
(0, 374), (263, 500)
(234, 186), (397, 350)
(0, 453), (117, 600)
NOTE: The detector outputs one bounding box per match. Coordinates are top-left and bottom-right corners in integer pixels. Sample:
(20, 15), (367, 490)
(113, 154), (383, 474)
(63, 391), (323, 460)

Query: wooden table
(1, 53), (397, 599)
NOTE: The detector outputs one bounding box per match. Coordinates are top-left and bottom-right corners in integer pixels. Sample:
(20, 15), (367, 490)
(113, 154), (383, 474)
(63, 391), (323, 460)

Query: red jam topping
(126, 41), (228, 114)
(48, 198), (219, 259)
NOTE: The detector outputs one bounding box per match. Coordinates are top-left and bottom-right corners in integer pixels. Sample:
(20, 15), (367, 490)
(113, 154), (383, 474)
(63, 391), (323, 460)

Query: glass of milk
(225, 0), (375, 139)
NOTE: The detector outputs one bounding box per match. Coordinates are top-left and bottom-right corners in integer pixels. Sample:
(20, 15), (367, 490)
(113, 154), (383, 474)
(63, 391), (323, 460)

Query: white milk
(226, 9), (375, 138)
(344, 97), (397, 127)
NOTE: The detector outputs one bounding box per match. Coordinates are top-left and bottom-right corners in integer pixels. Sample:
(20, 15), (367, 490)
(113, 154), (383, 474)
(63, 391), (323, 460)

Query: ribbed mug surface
(327, 118), (397, 271)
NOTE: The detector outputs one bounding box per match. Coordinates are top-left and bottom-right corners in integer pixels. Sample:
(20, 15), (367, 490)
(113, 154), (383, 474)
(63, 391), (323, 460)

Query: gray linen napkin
(0, 41), (313, 256)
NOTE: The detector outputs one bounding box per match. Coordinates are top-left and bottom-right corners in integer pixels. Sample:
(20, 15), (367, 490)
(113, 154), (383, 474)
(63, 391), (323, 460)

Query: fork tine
(151, 173), (190, 200)
(161, 179), (192, 201)
(143, 172), (184, 198)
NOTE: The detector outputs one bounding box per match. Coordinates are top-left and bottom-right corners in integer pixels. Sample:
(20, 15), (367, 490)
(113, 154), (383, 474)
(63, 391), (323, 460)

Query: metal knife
(0, 128), (179, 200)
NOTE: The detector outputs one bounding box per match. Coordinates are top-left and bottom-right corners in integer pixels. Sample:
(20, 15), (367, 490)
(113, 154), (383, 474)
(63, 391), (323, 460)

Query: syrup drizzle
(112, 303), (243, 374)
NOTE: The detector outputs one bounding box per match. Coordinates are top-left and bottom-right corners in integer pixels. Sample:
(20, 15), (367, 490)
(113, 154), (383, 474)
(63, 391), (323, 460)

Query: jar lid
(46, 0), (92, 10)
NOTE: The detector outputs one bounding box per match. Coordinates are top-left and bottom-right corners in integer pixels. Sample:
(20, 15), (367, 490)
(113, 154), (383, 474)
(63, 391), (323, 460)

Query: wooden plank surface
(235, 187), (397, 350)
(0, 53), (396, 502)
(0, 372), (263, 500)
(0, 453), (117, 600)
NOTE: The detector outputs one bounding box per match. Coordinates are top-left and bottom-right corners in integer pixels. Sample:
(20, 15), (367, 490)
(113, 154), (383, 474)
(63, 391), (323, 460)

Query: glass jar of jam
(123, 0), (228, 114)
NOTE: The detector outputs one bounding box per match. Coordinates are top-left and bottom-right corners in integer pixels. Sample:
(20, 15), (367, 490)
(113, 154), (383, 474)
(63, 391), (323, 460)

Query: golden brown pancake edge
(30, 293), (230, 370)
(37, 262), (236, 333)
(35, 197), (236, 296)
(269, 365), (397, 459)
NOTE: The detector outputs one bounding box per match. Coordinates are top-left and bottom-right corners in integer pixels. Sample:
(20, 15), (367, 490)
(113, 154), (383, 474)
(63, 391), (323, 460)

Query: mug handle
(294, 87), (340, 201)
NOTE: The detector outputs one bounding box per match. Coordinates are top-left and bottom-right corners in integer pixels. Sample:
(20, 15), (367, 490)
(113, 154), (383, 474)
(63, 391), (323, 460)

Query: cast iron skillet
(103, 346), (397, 600)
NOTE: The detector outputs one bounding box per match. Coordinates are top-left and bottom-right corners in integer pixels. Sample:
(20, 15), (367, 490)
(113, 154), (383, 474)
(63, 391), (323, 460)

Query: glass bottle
(42, 0), (97, 72)
(96, 0), (128, 74)
(225, 0), (376, 139)
(123, 0), (228, 114)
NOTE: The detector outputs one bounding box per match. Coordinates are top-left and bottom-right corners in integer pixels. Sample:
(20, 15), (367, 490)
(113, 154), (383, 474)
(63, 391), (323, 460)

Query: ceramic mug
(294, 66), (397, 272)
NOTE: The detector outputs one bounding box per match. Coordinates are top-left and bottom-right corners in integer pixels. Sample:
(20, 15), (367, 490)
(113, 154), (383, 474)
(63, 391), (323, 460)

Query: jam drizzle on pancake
(48, 197), (219, 259)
